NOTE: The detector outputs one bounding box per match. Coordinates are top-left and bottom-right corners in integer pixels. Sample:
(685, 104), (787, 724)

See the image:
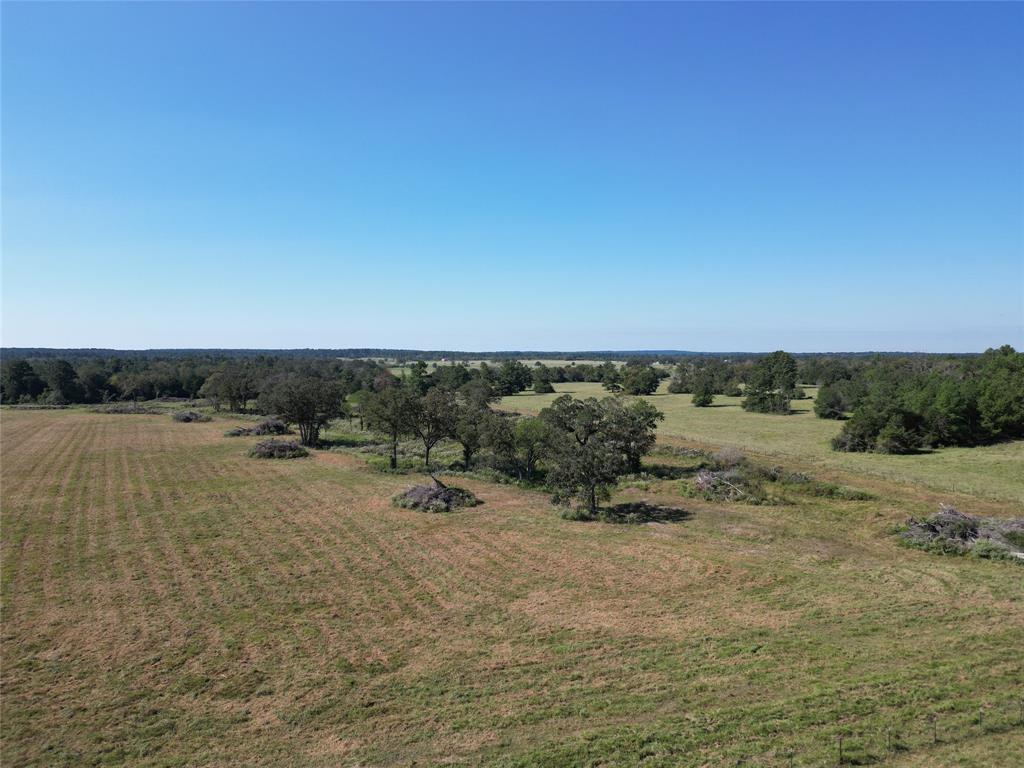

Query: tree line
(822, 345), (1024, 453)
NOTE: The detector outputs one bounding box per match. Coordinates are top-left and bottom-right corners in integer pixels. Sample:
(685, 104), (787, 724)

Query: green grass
(501, 382), (1024, 504)
(2, 409), (1022, 767)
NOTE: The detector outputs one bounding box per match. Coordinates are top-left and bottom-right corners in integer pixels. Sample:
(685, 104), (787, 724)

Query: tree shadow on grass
(599, 502), (692, 524)
(319, 436), (386, 449)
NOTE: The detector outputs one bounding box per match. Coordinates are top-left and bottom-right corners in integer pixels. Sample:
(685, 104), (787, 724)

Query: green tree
(258, 376), (347, 446)
(406, 360), (431, 395)
(619, 363), (660, 396)
(540, 396), (630, 516)
(201, 363), (257, 412)
(742, 351), (797, 414)
(532, 367), (556, 394)
(513, 416), (550, 479)
(813, 384), (846, 419)
(691, 374), (715, 407)
(495, 360), (533, 396)
(364, 385), (417, 468)
(408, 387), (457, 467)
(1, 359), (45, 402)
(976, 346), (1024, 441)
(667, 364), (694, 394)
(606, 398), (664, 473)
(44, 360), (84, 404)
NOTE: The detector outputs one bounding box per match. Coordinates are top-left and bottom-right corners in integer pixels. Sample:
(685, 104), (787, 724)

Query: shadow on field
(600, 502), (691, 524)
(319, 436), (385, 449)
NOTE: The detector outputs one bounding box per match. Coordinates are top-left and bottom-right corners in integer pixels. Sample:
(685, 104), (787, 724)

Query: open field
(2, 408), (1023, 767)
(501, 383), (1024, 505)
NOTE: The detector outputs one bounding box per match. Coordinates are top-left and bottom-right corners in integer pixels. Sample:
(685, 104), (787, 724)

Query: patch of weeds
(90, 403), (160, 414)
(248, 440), (309, 459)
(171, 410), (212, 423)
(366, 456), (420, 473)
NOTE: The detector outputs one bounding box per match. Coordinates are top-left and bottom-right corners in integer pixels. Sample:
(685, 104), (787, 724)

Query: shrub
(172, 410), (212, 423)
(224, 427), (250, 437)
(248, 440), (309, 459)
(90, 403), (159, 414)
(691, 389), (714, 407)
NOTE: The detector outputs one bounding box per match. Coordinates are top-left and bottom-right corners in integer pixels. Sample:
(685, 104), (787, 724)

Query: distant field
(2, 408), (1022, 767)
(501, 383), (1024, 504)
(375, 359), (630, 377)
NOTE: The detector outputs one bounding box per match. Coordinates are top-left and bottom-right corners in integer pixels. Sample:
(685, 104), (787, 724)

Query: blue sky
(2, 2), (1022, 352)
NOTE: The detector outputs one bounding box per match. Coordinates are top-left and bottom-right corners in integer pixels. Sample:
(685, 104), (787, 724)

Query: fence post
(836, 734), (843, 765)
(930, 714), (937, 744)
(886, 728), (892, 754)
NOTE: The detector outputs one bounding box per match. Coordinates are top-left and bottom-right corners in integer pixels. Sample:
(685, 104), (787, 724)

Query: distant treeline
(0, 347), (980, 363)
(3, 347), (1020, 456)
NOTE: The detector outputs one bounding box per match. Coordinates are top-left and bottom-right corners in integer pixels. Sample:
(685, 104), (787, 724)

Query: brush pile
(901, 504), (1024, 561)
(393, 477), (480, 513)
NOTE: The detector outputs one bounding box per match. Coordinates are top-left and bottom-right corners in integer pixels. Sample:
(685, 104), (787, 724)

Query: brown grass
(2, 408), (1022, 767)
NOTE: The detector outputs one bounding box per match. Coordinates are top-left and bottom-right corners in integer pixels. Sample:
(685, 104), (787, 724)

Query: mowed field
(2, 407), (1023, 767)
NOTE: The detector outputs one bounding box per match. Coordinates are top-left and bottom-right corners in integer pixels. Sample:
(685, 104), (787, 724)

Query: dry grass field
(2, 407), (1022, 766)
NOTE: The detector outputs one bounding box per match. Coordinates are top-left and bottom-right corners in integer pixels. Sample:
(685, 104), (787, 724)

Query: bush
(172, 410), (212, 423)
(248, 440), (309, 459)
(89, 403), (159, 414)
(392, 478), (480, 512)
(691, 390), (714, 407)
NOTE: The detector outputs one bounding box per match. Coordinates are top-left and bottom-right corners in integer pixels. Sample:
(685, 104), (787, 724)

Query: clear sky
(2, 1), (1022, 352)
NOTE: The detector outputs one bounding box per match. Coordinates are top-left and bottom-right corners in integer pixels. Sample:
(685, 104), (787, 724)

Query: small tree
(691, 374), (715, 407)
(814, 384), (846, 419)
(452, 403), (490, 468)
(364, 385), (417, 468)
(532, 367), (556, 394)
(513, 416), (550, 479)
(408, 387), (457, 468)
(258, 376), (347, 446)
